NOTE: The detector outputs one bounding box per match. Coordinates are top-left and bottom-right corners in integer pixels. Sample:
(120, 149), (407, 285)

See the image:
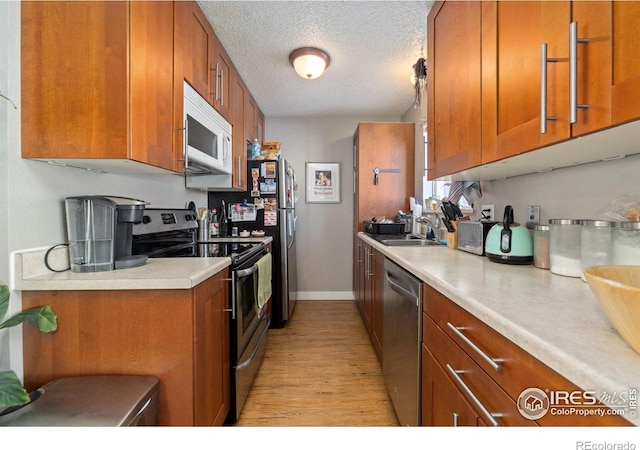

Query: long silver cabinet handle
(446, 322), (503, 372)
(569, 21), (590, 124)
(446, 364), (501, 427)
(540, 43), (558, 134)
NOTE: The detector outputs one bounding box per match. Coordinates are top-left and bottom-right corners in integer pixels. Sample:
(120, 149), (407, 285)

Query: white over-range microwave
(183, 81), (232, 175)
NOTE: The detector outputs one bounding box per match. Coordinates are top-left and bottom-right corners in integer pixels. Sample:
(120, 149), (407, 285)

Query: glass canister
(580, 220), (612, 281)
(549, 219), (583, 277)
(611, 221), (640, 265)
(533, 225), (550, 269)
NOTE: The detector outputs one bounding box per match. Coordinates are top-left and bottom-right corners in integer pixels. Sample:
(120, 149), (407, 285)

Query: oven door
(233, 250), (270, 356)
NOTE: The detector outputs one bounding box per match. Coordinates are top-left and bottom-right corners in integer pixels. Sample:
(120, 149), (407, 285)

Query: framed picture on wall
(306, 162), (341, 203)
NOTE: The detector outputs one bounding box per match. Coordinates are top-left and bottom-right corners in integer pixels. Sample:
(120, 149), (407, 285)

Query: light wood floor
(235, 300), (399, 426)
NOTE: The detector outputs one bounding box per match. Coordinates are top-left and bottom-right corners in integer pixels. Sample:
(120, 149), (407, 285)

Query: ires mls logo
(518, 388), (550, 420)
(517, 387), (637, 421)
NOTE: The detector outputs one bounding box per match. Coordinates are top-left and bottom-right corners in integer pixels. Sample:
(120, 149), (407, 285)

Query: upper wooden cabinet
(611, 2), (640, 125)
(21, 1), (180, 173)
(231, 70), (248, 190)
(481, 1), (570, 162)
(176, 1), (232, 123)
(429, 0), (640, 179)
(426, 1), (482, 179)
(353, 122), (415, 233)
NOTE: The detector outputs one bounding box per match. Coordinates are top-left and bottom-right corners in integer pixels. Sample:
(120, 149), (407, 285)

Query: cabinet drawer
(423, 313), (534, 426)
(423, 284), (630, 426)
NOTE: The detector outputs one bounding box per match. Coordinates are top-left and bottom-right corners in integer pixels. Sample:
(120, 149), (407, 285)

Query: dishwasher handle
(385, 273), (420, 307)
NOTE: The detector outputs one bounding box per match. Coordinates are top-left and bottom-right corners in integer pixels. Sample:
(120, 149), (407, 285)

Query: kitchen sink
(371, 234), (443, 247)
(379, 239), (443, 247)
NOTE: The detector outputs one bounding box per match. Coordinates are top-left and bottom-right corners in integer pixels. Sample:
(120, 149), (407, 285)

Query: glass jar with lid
(549, 219), (583, 277)
(580, 220), (612, 281)
(533, 225), (550, 269)
(611, 221), (640, 265)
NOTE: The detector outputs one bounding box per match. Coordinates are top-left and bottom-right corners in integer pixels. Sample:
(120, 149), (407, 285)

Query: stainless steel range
(132, 208), (271, 424)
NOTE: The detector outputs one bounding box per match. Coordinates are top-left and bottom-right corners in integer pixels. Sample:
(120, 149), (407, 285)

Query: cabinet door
(427, 1), (482, 178)
(257, 109), (265, 144)
(245, 95), (257, 144)
(570, 1), (611, 137)
(130, 1), (176, 172)
(371, 251), (385, 362)
(482, 1), (570, 163)
(21, 1), (129, 160)
(611, 1), (640, 125)
(422, 344), (480, 426)
(231, 71), (248, 190)
(179, 1), (215, 104)
(193, 271), (230, 426)
(360, 244), (374, 333)
(211, 33), (232, 121)
(354, 123), (414, 229)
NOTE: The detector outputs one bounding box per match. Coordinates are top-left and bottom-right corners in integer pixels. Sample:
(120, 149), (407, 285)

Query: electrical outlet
(481, 205), (494, 221)
(526, 205), (541, 229)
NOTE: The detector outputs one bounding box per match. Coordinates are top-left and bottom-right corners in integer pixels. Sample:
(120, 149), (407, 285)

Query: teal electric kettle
(485, 205), (533, 264)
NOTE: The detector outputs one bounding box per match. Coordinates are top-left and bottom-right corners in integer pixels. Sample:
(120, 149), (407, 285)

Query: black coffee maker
(65, 196), (149, 272)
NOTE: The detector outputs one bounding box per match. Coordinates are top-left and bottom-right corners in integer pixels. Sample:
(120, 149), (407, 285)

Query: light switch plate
(526, 205), (540, 229)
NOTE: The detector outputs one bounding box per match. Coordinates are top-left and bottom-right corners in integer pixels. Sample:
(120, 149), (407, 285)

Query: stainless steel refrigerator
(208, 158), (298, 327)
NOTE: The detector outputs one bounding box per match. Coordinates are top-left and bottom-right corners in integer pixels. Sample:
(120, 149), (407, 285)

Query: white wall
(266, 116), (398, 299)
(0, 4), (207, 380)
(472, 154), (640, 225)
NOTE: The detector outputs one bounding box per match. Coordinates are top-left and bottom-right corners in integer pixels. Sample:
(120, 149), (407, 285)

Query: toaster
(457, 220), (498, 256)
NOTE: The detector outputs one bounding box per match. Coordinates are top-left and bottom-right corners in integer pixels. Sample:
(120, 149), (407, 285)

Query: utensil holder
(197, 219), (209, 242)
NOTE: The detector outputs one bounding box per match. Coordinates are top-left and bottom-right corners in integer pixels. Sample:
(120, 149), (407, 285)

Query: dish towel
(255, 252), (272, 314)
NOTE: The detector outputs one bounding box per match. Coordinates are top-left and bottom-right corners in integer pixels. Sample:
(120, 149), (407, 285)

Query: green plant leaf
(0, 370), (29, 410)
(0, 305), (58, 333)
(0, 285), (9, 322)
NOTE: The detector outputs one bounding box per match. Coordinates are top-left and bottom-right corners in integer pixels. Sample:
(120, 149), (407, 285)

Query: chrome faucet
(416, 212), (441, 241)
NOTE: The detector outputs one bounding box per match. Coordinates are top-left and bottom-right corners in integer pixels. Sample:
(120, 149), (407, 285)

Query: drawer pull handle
(446, 364), (502, 427)
(447, 322), (503, 372)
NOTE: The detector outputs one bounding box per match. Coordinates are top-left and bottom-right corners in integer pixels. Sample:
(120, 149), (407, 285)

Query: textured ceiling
(198, 1), (433, 118)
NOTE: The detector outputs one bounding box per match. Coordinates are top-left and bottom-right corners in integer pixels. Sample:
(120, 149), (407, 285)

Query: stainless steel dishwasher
(383, 258), (423, 426)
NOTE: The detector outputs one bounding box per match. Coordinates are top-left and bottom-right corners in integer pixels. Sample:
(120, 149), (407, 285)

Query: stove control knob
(185, 214), (194, 221)
(142, 215), (152, 224)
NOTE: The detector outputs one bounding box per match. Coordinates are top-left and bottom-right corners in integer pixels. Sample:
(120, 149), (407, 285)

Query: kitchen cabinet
(177, 1), (231, 122)
(20, 269), (231, 426)
(371, 251), (385, 361)
(429, 0), (640, 179)
(611, 2), (640, 125)
(426, 1), (482, 179)
(481, 1), (570, 162)
(243, 93), (265, 146)
(354, 237), (383, 362)
(231, 70), (248, 190)
(353, 122), (414, 234)
(422, 344), (483, 426)
(422, 283), (630, 426)
(21, 1), (180, 173)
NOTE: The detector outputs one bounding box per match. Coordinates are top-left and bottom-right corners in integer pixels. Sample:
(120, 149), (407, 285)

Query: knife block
(447, 220), (458, 249)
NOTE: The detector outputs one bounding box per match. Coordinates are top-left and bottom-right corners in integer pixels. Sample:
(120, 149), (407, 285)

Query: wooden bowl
(584, 265), (640, 354)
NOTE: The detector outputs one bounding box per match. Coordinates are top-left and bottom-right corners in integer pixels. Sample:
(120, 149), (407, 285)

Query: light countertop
(359, 232), (640, 426)
(12, 247), (230, 291)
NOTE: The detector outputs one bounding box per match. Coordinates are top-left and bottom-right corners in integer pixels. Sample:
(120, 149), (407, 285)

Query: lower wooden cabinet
(354, 237), (383, 362)
(21, 269), (230, 426)
(422, 344), (483, 426)
(421, 283), (631, 427)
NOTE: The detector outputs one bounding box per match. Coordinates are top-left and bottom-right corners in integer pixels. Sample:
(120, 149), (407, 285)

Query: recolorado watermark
(517, 387), (637, 421)
(576, 442), (636, 450)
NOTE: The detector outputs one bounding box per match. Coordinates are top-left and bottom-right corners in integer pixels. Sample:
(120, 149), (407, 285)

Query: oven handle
(236, 264), (259, 278)
(234, 315), (271, 370)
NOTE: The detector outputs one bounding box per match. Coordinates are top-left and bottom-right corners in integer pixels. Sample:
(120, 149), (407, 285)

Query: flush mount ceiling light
(289, 47), (331, 80)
